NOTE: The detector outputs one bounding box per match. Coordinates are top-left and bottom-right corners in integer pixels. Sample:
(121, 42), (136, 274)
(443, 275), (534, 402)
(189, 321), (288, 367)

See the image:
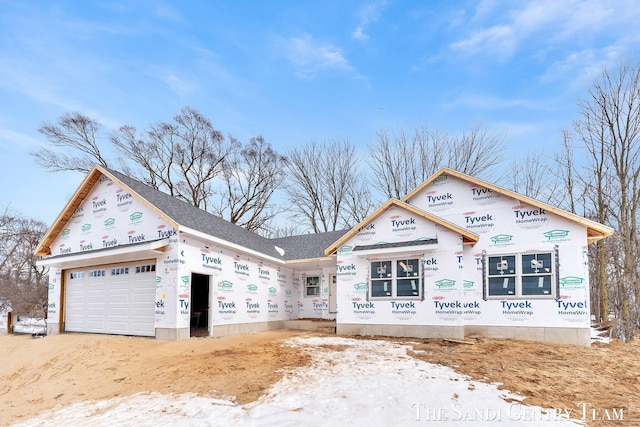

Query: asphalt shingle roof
(107, 168), (346, 262)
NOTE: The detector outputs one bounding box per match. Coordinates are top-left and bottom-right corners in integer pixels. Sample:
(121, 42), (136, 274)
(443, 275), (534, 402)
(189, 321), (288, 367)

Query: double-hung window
(369, 258), (422, 299)
(485, 252), (555, 299)
(305, 276), (320, 297)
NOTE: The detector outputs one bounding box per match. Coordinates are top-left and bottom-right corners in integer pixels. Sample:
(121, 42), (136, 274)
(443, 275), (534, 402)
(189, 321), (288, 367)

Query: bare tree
(111, 107), (230, 211)
(33, 112), (109, 173)
(33, 108), (285, 231)
(0, 208), (48, 317)
(367, 127), (445, 199)
(500, 149), (563, 205)
(213, 136), (287, 232)
(341, 180), (379, 227)
(285, 138), (362, 233)
(446, 124), (506, 177)
(368, 124), (506, 199)
(567, 60), (640, 341)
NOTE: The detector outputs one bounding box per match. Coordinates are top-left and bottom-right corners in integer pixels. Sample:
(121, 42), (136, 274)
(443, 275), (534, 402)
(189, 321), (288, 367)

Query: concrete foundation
(337, 323), (464, 340)
(464, 325), (591, 346)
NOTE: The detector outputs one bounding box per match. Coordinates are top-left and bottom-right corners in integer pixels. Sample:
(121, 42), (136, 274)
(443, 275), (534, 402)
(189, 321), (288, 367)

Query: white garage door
(65, 261), (156, 337)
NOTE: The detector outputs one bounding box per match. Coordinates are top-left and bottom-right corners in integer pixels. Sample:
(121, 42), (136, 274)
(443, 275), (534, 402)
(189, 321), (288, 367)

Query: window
(89, 269), (106, 277)
(111, 267), (129, 276)
(135, 264), (156, 273)
(485, 251), (555, 299)
(369, 258), (422, 299)
(69, 271), (85, 279)
(305, 276), (320, 297)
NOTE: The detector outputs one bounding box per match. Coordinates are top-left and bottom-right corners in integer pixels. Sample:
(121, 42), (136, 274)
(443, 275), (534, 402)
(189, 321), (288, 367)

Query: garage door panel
(66, 261), (156, 337)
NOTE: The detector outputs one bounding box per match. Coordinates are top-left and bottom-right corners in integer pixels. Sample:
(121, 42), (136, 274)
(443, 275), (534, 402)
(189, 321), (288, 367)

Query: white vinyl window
(305, 276), (320, 297)
(369, 258), (422, 300)
(485, 252), (555, 299)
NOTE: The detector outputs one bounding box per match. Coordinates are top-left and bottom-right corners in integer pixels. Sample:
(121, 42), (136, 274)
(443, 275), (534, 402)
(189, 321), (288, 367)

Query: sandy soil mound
(0, 330), (309, 425)
(1, 329), (638, 426)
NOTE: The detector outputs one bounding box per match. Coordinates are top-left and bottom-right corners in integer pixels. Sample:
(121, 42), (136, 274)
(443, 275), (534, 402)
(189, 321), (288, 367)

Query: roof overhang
(36, 238), (171, 269)
(35, 165), (179, 257)
(403, 167), (614, 244)
(351, 239), (438, 257)
(284, 256), (337, 271)
(325, 198), (479, 256)
(179, 226), (286, 265)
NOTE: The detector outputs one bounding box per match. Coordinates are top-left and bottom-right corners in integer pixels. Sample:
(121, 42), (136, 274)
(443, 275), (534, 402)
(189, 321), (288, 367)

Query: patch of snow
(590, 325), (611, 344)
(15, 336), (584, 426)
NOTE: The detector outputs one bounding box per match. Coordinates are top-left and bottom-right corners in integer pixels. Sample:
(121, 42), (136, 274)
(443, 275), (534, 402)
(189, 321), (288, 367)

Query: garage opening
(190, 273), (210, 337)
(65, 261), (156, 337)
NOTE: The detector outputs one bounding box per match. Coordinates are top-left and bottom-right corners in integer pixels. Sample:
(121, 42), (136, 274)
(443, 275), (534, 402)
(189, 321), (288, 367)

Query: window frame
(305, 275), (320, 297)
(484, 250), (557, 300)
(368, 256), (424, 300)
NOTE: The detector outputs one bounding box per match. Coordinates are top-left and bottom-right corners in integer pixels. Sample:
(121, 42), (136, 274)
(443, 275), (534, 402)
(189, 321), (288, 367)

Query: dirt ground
(1, 327), (638, 426)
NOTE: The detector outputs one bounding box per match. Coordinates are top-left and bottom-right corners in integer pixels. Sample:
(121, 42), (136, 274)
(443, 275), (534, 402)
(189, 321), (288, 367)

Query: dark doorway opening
(190, 273), (210, 337)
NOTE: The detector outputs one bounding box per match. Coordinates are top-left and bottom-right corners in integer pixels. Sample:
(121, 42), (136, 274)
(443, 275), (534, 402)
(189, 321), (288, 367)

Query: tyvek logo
(61, 228), (71, 239)
(92, 196), (107, 218)
(513, 205), (548, 228)
(424, 190), (453, 211)
(356, 223), (376, 242)
(104, 218), (116, 229)
(81, 223), (92, 234)
(234, 258), (250, 280)
(116, 190), (133, 211)
(390, 215), (417, 237)
(247, 284), (258, 293)
(337, 261), (357, 281)
(471, 187), (501, 205)
(201, 249), (222, 274)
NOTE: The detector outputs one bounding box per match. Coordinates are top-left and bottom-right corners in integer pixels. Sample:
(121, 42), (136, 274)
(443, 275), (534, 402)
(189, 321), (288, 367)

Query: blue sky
(1, 0), (639, 225)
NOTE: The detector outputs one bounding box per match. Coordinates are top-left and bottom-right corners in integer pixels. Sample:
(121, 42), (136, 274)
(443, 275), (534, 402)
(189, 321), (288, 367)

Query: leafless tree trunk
(446, 124), (506, 178)
(367, 127), (446, 199)
(368, 124), (505, 199)
(501, 149), (562, 205)
(213, 136), (287, 232)
(568, 60), (640, 341)
(285, 138), (366, 233)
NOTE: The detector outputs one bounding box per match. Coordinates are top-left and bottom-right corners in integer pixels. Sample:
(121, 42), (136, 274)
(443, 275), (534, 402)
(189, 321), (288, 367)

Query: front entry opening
(190, 273), (210, 337)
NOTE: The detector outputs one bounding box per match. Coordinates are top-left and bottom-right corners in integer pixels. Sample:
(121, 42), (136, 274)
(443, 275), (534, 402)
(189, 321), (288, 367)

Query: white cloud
(282, 33), (354, 79)
(351, 1), (387, 41)
(449, 0), (640, 61)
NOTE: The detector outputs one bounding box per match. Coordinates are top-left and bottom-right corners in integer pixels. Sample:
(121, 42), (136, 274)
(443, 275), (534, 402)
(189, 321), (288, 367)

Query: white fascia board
(36, 239), (170, 269)
(178, 226), (285, 265)
(352, 243), (439, 258)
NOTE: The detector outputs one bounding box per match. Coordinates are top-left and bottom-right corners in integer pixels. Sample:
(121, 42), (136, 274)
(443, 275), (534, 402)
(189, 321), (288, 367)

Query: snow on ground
(15, 336), (584, 426)
(590, 325), (611, 344)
